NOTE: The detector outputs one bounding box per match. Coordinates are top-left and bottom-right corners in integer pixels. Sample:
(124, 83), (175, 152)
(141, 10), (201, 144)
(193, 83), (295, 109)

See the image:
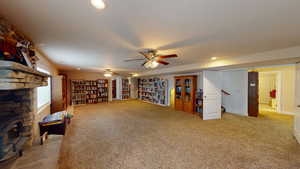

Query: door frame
(296, 62), (300, 112)
(295, 62), (300, 143)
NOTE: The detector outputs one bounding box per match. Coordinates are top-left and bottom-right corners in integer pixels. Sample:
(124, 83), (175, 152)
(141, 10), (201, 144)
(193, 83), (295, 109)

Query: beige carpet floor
(58, 100), (300, 169)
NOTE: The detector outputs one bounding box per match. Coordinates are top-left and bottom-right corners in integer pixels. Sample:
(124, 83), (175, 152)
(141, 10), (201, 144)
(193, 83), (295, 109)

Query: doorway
(112, 79), (116, 99)
(248, 64), (298, 117)
(248, 71), (282, 117)
(258, 71), (281, 115)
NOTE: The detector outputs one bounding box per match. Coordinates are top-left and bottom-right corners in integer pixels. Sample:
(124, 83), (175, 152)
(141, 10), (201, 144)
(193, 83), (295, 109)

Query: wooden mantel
(0, 61), (50, 90)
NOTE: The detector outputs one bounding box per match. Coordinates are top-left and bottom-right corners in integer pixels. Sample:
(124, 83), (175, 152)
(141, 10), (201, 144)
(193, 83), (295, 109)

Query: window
(37, 67), (51, 110)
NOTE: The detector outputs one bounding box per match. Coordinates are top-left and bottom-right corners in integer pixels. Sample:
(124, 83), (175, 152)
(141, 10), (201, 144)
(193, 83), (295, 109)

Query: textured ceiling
(1, 0), (300, 73)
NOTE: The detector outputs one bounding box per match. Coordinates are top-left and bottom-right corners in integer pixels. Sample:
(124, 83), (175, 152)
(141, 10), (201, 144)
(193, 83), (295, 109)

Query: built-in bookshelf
(85, 80), (99, 104)
(97, 79), (109, 102)
(122, 79), (130, 100)
(71, 80), (87, 105)
(71, 79), (108, 105)
(138, 77), (168, 106)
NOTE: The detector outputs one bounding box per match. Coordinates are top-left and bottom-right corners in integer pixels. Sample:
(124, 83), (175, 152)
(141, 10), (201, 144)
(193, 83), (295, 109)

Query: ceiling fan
(124, 49), (178, 69)
(103, 69), (121, 77)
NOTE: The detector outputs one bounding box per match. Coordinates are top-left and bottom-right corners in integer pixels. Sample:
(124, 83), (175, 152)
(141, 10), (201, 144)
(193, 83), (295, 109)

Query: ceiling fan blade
(142, 61), (148, 66)
(124, 58), (145, 62)
(157, 54), (178, 58)
(139, 52), (151, 59)
(156, 60), (169, 65)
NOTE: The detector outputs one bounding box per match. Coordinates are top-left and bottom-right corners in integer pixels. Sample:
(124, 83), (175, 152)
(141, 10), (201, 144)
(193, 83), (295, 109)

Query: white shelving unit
(138, 77), (168, 106)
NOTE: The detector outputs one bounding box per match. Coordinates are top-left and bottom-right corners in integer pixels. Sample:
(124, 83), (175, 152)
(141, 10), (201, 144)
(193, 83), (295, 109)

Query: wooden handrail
(222, 90), (231, 95)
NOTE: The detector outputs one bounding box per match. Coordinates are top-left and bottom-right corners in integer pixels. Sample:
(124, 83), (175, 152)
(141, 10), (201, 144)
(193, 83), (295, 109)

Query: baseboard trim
(281, 111), (296, 115)
(203, 113), (222, 120)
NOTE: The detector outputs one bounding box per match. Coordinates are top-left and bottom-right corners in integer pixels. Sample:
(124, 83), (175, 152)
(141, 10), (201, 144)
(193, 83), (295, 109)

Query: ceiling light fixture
(104, 69), (112, 77)
(211, 57), (217, 60)
(91, 0), (106, 9)
(151, 61), (159, 68)
(144, 60), (159, 69)
(104, 73), (112, 77)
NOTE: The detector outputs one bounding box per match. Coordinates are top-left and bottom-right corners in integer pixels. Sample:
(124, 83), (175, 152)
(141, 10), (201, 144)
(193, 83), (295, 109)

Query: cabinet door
(175, 78), (183, 110)
(183, 77), (194, 113)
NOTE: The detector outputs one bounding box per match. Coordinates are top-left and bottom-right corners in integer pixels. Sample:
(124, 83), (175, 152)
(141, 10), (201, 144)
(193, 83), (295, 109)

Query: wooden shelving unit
(174, 75), (197, 113)
(71, 79), (108, 105)
(138, 77), (168, 106)
(71, 80), (87, 105)
(85, 80), (99, 104)
(122, 79), (130, 100)
(97, 79), (109, 102)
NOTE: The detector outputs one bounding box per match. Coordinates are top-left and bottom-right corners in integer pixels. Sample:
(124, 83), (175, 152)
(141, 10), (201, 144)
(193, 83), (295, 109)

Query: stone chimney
(0, 61), (49, 162)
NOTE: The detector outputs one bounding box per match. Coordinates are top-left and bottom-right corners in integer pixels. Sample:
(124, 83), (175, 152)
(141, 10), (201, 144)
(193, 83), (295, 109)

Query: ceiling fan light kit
(104, 69), (112, 77)
(91, 0), (106, 9)
(104, 73), (112, 77)
(144, 60), (159, 69)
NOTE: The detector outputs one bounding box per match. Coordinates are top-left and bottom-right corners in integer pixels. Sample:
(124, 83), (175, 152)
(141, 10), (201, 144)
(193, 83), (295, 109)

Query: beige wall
(259, 73), (276, 104)
(36, 51), (59, 75)
(31, 51), (59, 144)
(253, 65), (296, 114)
(60, 71), (114, 105)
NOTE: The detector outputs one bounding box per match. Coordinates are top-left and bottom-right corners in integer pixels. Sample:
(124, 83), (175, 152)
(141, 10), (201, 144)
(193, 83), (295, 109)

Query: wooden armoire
(174, 75), (197, 113)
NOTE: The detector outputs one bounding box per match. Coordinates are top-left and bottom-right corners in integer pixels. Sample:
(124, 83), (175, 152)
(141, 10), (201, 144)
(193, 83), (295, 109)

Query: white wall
(115, 76), (122, 100)
(130, 77), (138, 99)
(221, 70), (248, 116)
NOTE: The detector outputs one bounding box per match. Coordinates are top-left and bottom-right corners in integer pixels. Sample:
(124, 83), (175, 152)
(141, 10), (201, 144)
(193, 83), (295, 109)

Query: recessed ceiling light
(211, 57), (217, 60)
(91, 0), (106, 9)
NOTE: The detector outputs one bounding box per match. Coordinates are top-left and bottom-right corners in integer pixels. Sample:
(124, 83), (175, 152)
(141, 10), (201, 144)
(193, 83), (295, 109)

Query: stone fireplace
(0, 61), (49, 162)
